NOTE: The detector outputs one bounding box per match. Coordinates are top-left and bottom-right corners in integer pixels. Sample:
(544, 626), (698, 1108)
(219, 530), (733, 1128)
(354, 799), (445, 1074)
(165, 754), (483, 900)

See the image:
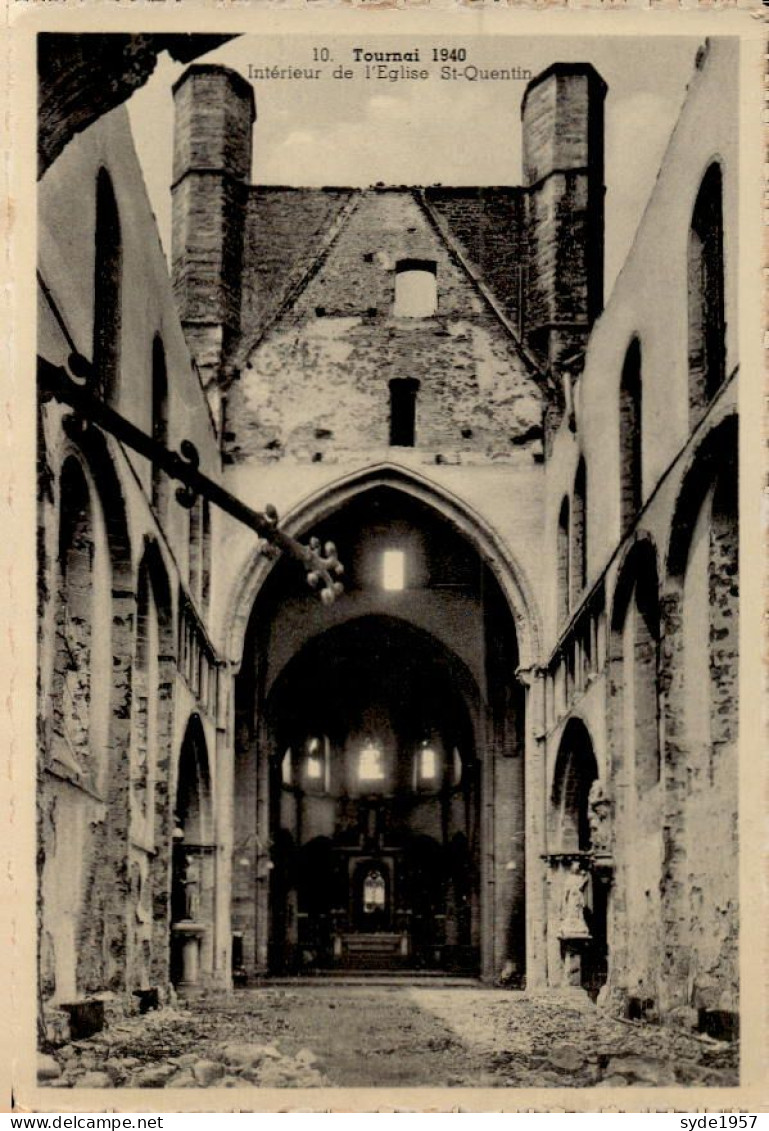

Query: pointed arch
(93, 167), (122, 406)
(557, 495), (570, 625)
(225, 463), (541, 670)
(551, 717), (598, 853)
(151, 335), (169, 511)
(688, 161), (726, 425)
(619, 337), (643, 535)
(40, 429), (134, 1001)
(571, 459), (587, 606)
(175, 713), (213, 846)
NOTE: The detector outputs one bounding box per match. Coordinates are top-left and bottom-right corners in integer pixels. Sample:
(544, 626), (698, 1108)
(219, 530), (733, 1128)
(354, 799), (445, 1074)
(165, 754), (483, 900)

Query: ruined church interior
(33, 31), (741, 1077)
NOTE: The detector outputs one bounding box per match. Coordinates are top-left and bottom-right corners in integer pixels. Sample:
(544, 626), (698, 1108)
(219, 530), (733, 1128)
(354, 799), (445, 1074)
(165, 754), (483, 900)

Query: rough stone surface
(72, 1071), (113, 1088)
(548, 1044), (584, 1073)
(226, 190), (544, 466)
(37, 1054), (62, 1081)
(192, 1059), (225, 1086)
(133, 1064), (178, 1088)
(36, 41), (740, 1057)
(37, 988), (738, 1090)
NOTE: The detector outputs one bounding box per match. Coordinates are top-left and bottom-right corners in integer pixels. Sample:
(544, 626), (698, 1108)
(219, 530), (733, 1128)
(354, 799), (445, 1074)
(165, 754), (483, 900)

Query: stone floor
(38, 985), (738, 1090)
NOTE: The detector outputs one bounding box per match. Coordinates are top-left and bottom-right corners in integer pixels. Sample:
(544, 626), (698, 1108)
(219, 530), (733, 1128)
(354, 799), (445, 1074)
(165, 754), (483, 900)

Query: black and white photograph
(14, 12), (764, 1107)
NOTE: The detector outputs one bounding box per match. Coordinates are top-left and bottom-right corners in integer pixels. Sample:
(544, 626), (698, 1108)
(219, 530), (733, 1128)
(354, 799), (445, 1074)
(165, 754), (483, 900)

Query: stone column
(479, 709), (495, 982)
(212, 663), (235, 987)
(518, 664), (548, 989)
(254, 712), (271, 973)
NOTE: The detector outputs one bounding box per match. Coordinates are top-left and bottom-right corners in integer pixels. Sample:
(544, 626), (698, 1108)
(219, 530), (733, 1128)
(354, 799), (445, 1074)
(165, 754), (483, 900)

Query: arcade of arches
(35, 434), (739, 1037)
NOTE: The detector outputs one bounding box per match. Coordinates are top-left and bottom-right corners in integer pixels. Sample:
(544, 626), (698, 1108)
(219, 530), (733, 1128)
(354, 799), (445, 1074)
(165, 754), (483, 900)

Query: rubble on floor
(37, 987), (738, 1090)
(38, 1006), (328, 1089)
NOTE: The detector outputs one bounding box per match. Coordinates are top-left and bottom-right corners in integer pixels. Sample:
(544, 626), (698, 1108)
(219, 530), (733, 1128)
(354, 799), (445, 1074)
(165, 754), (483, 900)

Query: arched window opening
(93, 168), (122, 406)
(415, 739), (441, 789)
(394, 258), (437, 318)
(358, 739), (385, 784)
(175, 716), (212, 847)
(171, 716), (213, 955)
(452, 747), (463, 787)
(571, 460), (588, 607)
(688, 163), (725, 423)
(151, 336), (168, 511)
(418, 744), (437, 782)
(619, 339), (642, 535)
(557, 496), (570, 624)
(363, 870), (387, 914)
(389, 378), (419, 447)
(304, 736), (328, 789)
(552, 720), (598, 853)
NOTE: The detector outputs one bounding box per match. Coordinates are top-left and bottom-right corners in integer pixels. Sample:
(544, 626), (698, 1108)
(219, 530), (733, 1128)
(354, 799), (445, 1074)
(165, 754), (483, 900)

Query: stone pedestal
(559, 934), (592, 987)
(172, 921), (205, 995)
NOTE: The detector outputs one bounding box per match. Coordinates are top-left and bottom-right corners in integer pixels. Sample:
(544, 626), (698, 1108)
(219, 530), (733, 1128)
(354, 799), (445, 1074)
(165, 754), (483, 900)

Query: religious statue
(560, 862), (591, 939)
(181, 854), (200, 922)
(587, 779), (612, 856)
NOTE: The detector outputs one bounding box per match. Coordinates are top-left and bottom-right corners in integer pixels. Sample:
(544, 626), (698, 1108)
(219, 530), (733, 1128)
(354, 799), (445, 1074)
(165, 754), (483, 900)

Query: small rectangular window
(389, 378), (419, 447)
(394, 258), (437, 318)
(382, 550), (405, 591)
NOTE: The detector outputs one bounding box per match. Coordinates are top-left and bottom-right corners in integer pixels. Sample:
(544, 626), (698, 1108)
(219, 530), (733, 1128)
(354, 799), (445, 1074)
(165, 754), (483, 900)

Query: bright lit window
(358, 740), (385, 782)
(394, 259), (437, 318)
(306, 737), (324, 781)
(418, 744), (438, 782)
(281, 748), (292, 786)
(363, 870), (386, 914)
(382, 550), (405, 591)
(453, 747), (463, 786)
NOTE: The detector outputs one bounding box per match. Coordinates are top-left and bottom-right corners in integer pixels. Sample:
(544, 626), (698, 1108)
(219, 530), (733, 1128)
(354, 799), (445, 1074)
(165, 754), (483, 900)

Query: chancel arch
(230, 481), (528, 983)
(224, 465), (541, 674)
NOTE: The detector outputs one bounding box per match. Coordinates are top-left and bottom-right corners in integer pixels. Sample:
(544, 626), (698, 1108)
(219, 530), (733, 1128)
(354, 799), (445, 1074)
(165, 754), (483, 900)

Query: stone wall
(538, 40), (739, 1023)
(225, 189), (543, 466)
(37, 105), (223, 1011)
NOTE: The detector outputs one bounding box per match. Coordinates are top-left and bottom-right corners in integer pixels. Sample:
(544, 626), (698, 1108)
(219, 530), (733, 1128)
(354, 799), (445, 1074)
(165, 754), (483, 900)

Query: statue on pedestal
(181, 854), (200, 922)
(560, 862), (591, 939)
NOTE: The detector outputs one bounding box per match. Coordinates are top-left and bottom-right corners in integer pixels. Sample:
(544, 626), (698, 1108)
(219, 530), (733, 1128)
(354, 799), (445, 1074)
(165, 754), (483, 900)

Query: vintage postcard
(5, 3), (767, 1113)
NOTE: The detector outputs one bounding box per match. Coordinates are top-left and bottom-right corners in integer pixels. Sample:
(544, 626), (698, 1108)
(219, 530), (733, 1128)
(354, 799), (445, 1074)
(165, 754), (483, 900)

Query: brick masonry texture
(225, 190), (543, 464)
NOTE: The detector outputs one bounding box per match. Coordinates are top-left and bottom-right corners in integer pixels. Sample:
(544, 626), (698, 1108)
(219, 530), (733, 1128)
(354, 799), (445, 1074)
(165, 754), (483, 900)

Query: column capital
(515, 663), (546, 687)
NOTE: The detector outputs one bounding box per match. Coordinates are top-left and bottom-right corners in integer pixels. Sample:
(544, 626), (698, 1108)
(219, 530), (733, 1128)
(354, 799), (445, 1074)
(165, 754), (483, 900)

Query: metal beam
(39, 356), (345, 604)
